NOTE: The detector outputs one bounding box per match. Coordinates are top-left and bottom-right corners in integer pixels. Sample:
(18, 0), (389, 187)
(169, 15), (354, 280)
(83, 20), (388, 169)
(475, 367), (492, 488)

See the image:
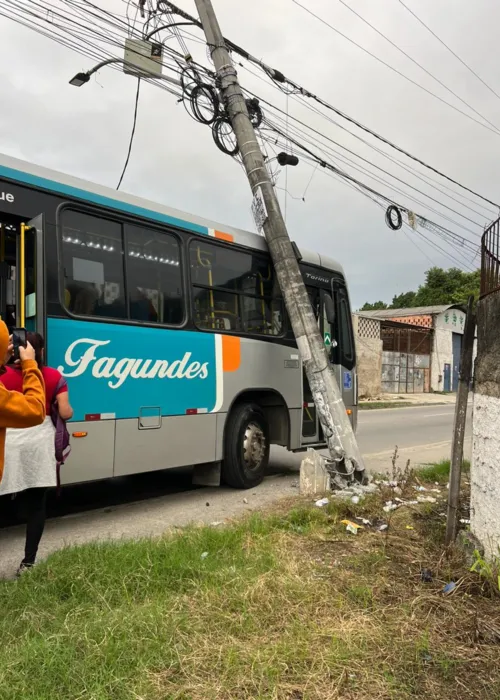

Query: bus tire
(223, 403), (270, 489)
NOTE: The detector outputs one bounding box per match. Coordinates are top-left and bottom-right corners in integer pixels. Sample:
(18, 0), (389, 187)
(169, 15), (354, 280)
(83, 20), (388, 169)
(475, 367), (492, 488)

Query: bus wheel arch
(222, 390), (290, 489)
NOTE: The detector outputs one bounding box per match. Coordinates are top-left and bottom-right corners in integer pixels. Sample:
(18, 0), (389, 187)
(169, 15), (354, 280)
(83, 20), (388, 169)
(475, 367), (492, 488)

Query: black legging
(18, 487), (48, 566)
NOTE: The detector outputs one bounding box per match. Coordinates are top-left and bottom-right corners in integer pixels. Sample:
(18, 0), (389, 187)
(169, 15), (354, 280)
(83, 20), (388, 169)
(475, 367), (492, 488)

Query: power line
(2, 0), (185, 98)
(298, 150), (479, 269)
(292, 92), (496, 220)
(163, 1), (500, 210)
(238, 60), (497, 220)
(262, 123), (479, 265)
(403, 229), (438, 266)
(259, 104), (483, 242)
(398, 0), (500, 103)
(289, 0), (500, 137)
(253, 91), (486, 232)
(300, 154), (476, 270)
(2, 0), (488, 266)
(336, 0), (500, 134)
(263, 125), (481, 246)
(116, 77), (141, 190)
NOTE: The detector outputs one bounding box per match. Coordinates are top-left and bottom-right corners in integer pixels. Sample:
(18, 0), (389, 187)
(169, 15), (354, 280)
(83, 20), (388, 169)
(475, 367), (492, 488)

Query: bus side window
(189, 239), (284, 337)
(126, 225), (183, 326)
(61, 210), (126, 319)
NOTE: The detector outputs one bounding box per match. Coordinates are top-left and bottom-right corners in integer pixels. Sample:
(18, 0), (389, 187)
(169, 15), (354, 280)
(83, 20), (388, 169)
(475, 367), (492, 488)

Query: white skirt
(0, 416), (57, 496)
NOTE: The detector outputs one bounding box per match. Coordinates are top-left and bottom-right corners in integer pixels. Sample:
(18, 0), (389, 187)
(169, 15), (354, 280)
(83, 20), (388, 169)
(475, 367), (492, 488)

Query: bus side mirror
(324, 293), (335, 326)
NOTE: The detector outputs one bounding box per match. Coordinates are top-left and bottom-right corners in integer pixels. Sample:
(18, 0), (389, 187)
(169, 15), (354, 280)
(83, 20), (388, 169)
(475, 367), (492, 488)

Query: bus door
(14, 216), (45, 335)
(301, 288), (336, 444)
(331, 282), (357, 431)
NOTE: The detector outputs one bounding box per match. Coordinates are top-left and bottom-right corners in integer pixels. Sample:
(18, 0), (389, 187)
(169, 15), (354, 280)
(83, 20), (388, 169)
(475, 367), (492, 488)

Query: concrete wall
(471, 293), (500, 559)
(431, 327), (453, 392)
(353, 314), (382, 398)
(431, 309), (468, 392)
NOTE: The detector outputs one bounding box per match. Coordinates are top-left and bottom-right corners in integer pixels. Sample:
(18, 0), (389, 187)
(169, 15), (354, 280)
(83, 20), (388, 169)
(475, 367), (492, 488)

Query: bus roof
(0, 151), (345, 276)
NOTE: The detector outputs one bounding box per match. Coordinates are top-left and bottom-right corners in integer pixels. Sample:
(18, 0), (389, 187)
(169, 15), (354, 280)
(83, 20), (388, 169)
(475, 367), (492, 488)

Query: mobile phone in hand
(12, 328), (27, 362)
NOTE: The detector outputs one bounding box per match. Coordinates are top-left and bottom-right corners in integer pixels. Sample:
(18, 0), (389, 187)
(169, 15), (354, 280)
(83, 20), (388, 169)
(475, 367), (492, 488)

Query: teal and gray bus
(0, 153), (357, 490)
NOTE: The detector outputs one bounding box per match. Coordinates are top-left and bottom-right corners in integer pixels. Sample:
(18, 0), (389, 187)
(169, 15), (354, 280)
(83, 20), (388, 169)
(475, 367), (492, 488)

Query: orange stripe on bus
(222, 335), (241, 372)
(215, 230), (234, 243)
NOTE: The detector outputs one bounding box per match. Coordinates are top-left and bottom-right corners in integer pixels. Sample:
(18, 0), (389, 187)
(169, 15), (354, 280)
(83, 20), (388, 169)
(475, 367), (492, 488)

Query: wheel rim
(242, 421), (266, 472)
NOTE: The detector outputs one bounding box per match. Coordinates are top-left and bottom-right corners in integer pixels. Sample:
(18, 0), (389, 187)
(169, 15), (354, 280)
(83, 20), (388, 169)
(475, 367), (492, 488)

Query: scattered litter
(431, 489), (441, 494)
(414, 485), (427, 492)
(351, 496), (360, 504)
(341, 519), (363, 535)
(383, 501), (399, 512)
(315, 498), (329, 507)
(210, 521), (224, 527)
(460, 518), (471, 524)
(422, 652), (433, 662)
(405, 525), (414, 530)
(393, 486), (402, 496)
(341, 519), (363, 529)
(442, 581), (456, 595)
(420, 568), (433, 583)
(378, 523), (389, 532)
(357, 517), (372, 526)
(206, 502), (210, 507)
(417, 496), (437, 503)
(201, 552), (209, 560)
(243, 498), (248, 504)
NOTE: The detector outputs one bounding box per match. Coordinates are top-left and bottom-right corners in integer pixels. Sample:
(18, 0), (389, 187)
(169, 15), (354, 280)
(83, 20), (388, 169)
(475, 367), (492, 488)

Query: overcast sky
(0, 0), (498, 308)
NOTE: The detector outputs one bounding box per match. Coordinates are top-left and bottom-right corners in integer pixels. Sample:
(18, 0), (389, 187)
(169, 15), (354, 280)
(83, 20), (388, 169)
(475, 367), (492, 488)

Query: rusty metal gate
(381, 323), (432, 394)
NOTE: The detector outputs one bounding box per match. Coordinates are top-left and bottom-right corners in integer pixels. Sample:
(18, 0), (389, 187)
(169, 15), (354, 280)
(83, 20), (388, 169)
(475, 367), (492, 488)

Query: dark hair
(26, 332), (45, 368)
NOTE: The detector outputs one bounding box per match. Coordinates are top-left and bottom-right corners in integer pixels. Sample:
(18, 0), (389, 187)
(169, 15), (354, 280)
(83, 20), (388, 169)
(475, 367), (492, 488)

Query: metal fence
(481, 217), (500, 297)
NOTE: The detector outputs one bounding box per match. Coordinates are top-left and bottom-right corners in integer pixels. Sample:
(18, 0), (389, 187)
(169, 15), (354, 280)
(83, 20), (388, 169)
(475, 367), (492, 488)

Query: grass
(0, 469), (497, 700)
(419, 459), (471, 484)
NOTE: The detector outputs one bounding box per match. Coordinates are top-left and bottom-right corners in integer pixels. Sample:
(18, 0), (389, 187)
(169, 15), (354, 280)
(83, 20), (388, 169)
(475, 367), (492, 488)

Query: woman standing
(0, 332), (73, 574)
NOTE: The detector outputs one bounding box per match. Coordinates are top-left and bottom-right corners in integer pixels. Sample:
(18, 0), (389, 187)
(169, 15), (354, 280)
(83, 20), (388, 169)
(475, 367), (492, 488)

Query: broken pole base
(299, 449), (331, 496)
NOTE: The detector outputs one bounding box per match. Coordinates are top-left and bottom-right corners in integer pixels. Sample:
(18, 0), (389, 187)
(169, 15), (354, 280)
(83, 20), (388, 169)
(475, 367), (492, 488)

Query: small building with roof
(353, 304), (469, 397)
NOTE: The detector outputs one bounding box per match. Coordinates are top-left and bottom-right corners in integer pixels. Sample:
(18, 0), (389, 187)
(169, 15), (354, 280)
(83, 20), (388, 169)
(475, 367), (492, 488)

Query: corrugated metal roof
(358, 304), (464, 318)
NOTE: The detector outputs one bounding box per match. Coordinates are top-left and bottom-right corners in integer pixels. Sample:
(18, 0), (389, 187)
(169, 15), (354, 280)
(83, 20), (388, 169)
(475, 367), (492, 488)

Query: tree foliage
(360, 301), (388, 311)
(360, 267), (480, 311)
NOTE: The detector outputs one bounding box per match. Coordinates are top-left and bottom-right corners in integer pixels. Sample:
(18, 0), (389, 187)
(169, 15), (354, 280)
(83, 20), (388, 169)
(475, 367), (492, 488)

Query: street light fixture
(69, 71), (91, 87)
(69, 57), (181, 88)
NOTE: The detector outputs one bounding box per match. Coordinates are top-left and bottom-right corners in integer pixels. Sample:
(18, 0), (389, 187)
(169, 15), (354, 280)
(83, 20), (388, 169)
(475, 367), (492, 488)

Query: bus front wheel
(223, 403), (270, 489)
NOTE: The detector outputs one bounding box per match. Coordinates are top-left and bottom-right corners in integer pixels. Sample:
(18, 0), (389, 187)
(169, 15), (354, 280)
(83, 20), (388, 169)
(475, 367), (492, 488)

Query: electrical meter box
(123, 39), (163, 78)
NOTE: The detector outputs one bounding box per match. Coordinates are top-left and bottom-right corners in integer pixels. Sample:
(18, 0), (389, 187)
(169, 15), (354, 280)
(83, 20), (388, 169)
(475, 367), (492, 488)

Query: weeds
(470, 549), (500, 595)
(419, 459), (471, 484)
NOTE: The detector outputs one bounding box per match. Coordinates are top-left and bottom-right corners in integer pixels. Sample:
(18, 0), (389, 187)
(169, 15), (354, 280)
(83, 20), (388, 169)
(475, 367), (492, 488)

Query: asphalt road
(270, 403), (472, 474)
(0, 403), (471, 578)
(357, 403), (471, 456)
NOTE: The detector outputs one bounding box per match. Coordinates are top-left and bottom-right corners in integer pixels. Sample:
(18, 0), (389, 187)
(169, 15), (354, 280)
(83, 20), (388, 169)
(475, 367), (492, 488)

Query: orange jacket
(0, 321), (46, 483)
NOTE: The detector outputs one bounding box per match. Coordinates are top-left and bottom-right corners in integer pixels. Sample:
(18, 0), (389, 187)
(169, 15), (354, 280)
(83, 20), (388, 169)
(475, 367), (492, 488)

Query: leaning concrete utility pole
(193, 0), (365, 483)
